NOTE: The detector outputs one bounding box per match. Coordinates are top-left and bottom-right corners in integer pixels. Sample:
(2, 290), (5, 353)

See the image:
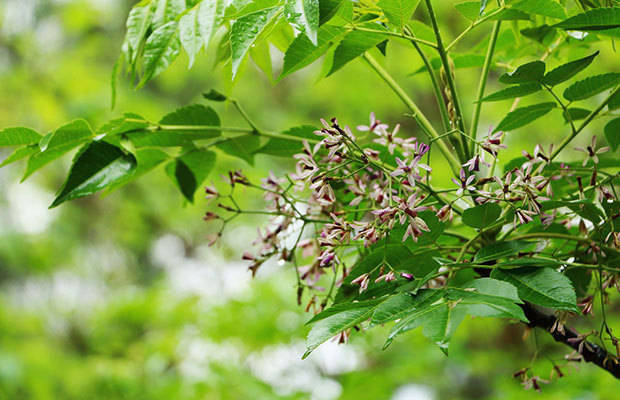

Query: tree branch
(521, 303), (620, 379)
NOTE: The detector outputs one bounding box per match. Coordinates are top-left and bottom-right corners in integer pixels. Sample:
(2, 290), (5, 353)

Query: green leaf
(554, 7), (620, 31)
(474, 241), (534, 263)
(563, 73), (620, 101)
(128, 105), (221, 147)
(510, 0), (567, 20)
(198, 0), (225, 49)
(308, 298), (385, 324)
(454, 1), (479, 21)
(378, 0), (421, 30)
(123, 3), (155, 63)
(166, 149), (216, 202)
(372, 289), (443, 324)
(0, 145), (39, 167)
(520, 25), (557, 44)
(319, 0), (344, 25)
(280, 25), (345, 79)
(605, 118), (620, 152)
(480, 82), (541, 102)
(303, 301), (377, 358)
(386, 298), (464, 352)
(216, 134), (263, 165)
(328, 29), (387, 76)
(139, 21), (181, 86)
(563, 107), (591, 123)
(39, 119), (93, 152)
(50, 141), (137, 208)
(0, 127), (41, 146)
(231, 7), (281, 78)
(285, 0), (319, 45)
(179, 8), (202, 68)
(499, 60), (545, 84)
(462, 202), (502, 229)
(448, 279), (527, 321)
(152, 0), (185, 28)
(489, 8), (531, 21)
(106, 149), (169, 192)
(608, 89), (620, 110)
(97, 113), (149, 136)
(21, 120), (94, 180)
(493, 102), (555, 132)
(542, 51), (599, 86)
(202, 89), (228, 102)
(542, 200), (604, 223)
(491, 267), (578, 312)
(256, 125), (317, 156)
(250, 39), (273, 80)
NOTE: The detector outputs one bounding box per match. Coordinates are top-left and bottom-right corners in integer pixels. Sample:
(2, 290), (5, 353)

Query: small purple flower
(357, 112), (388, 133)
(575, 136), (609, 166)
(452, 169), (476, 196)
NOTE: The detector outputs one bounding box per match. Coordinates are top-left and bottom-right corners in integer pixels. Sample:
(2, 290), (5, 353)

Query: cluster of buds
(201, 113), (618, 347)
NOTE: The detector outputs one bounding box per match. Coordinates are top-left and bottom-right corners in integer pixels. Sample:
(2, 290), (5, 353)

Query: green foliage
(1, 0), (620, 385)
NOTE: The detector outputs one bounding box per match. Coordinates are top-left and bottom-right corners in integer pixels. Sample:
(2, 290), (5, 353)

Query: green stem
(350, 26), (438, 49)
(446, 6), (506, 51)
(232, 100), (260, 133)
(470, 20), (501, 153)
(362, 53), (461, 174)
(550, 86), (620, 161)
(424, 0), (469, 161)
(405, 24), (451, 132)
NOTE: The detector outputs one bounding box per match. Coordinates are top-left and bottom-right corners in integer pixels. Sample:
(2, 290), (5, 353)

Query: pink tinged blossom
(436, 204), (452, 222)
(462, 154), (490, 172)
(203, 212), (219, 221)
(452, 169), (476, 196)
(515, 208), (536, 225)
(400, 272), (414, 281)
(357, 112), (388, 133)
(375, 271), (396, 283)
(351, 273), (370, 293)
(575, 135), (609, 165)
(242, 252), (256, 261)
(204, 184), (219, 199)
(318, 250), (337, 267)
(482, 130), (507, 157)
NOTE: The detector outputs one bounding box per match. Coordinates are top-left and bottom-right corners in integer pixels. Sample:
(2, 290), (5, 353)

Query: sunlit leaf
(139, 21), (181, 86)
(285, 0), (320, 45)
(491, 268), (579, 312)
(231, 7), (281, 78)
(0, 127), (41, 147)
(378, 0), (421, 30)
(510, 0), (566, 19)
(328, 29), (389, 76)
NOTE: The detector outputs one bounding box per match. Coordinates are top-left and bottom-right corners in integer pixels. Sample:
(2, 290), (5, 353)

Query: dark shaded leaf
(474, 241), (534, 263)
(462, 202), (502, 229)
(280, 25), (345, 79)
(50, 141), (137, 208)
(165, 149), (216, 202)
(605, 118), (620, 152)
(499, 60), (545, 84)
(256, 125), (317, 156)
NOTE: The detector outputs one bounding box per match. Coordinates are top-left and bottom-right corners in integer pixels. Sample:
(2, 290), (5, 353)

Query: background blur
(1, 1), (619, 399)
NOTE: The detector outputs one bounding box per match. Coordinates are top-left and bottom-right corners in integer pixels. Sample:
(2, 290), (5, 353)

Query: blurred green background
(0, 1), (619, 399)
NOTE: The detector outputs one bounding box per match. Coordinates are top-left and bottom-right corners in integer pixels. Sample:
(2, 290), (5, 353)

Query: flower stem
(470, 20), (501, 154)
(362, 53), (461, 174)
